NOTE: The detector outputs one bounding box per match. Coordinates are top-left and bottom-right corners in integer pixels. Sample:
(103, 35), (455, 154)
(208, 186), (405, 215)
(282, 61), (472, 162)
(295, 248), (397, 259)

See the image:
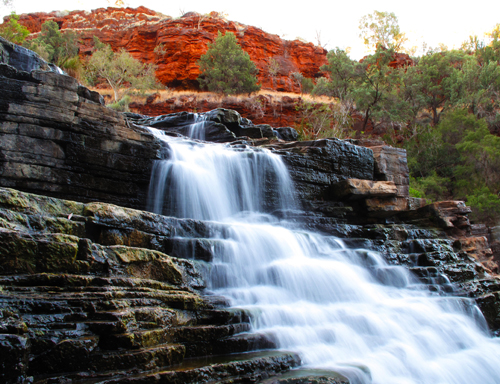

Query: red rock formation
(11, 7), (328, 93)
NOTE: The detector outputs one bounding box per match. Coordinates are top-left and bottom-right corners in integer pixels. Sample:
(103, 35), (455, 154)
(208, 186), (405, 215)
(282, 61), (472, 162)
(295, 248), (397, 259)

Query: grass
(92, 88), (334, 106)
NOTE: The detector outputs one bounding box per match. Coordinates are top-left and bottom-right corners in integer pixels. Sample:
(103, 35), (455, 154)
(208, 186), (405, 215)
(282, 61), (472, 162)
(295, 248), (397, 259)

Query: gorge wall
(12, 6), (328, 92)
(2, 39), (500, 383)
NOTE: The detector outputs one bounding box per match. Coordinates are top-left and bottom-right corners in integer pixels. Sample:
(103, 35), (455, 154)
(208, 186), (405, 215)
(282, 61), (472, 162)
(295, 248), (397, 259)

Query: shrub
(0, 13), (29, 45)
(198, 31), (260, 95)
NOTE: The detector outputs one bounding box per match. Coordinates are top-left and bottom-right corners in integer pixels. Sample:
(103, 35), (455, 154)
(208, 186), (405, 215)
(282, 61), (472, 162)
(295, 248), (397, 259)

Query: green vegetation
(0, 13), (29, 45)
(197, 31), (260, 95)
(23, 19), (82, 77)
(358, 11), (408, 51)
(310, 14), (500, 224)
(85, 37), (160, 104)
(296, 101), (354, 140)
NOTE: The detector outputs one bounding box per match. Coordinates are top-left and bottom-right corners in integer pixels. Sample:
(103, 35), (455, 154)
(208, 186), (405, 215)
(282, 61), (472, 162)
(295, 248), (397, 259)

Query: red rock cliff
(12, 7), (328, 92)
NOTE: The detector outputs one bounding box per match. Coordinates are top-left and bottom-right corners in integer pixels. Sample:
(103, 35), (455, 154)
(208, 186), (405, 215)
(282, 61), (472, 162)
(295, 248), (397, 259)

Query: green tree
(197, 31), (260, 95)
(85, 37), (160, 103)
(314, 48), (358, 100)
(24, 20), (79, 67)
(448, 55), (500, 118)
(359, 11), (407, 51)
(415, 50), (465, 125)
(352, 47), (403, 130)
(0, 12), (29, 45)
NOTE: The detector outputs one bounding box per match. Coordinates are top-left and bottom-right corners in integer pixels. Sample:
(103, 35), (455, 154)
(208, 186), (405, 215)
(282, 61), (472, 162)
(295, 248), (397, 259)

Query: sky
(2, 0), (499, 59)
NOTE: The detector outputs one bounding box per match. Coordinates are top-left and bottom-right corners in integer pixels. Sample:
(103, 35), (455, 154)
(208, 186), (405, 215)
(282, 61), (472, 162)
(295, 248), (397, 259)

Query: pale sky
(2, 0), (499, 59)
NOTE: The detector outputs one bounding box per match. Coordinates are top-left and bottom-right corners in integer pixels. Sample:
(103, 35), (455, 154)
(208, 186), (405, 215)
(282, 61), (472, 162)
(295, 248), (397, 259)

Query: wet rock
(0, 187), (296, 382)
(0, 36), (55, 73)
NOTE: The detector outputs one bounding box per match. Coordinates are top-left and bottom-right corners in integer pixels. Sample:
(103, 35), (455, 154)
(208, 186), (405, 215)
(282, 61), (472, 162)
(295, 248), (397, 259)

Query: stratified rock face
(0, 187), (301, 383)
(12, 7), (328, 92)
(0, 41), (160, 210)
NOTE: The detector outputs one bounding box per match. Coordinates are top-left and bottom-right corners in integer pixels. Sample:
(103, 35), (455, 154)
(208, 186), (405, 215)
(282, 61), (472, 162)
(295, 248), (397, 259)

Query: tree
(448, 55), (500, 118)
(351, 47), (403, 130)
(359, 11), (407, 51)
(314, 48), (358, 100)
(0, 12), (29, 45)
(24, 20), (79, 67)
(197, 31), (260, 95)
(267, 57), (280, 88)
(85, 37), (160, 102)
(415, 50), (465, 125)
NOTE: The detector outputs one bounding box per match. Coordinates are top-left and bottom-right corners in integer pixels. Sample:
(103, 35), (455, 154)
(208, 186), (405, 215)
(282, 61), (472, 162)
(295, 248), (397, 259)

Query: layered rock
(10, 7), (328, 92)
(0, 187), (300, 383)
(0, 37), (159, 210)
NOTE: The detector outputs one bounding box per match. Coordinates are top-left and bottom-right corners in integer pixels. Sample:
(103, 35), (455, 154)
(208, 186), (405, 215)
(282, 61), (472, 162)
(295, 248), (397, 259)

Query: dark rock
(0, 36), (55, 73)
(275, 127), (299, 141)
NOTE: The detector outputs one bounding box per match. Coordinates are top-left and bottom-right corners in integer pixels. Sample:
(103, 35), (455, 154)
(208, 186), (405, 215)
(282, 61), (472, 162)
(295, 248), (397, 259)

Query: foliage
(24, 20), (79, 68)
(296, 101), (354, 140)
(409, 173), (449, 202)
(0, 13), (29, 45)
(448, 55), (500, 120)
(412, 50), (465, 126)
(290, 72), (314, 94)
(85, 37), (160, 102)
(466, 187), (500, 225)
(314, 48), (358, 100)
(358, 11), (408, 51)
(405, 108), (500, 223)
(267, 57), (280, 87)
(108, 95), (131, 112)
(197, 31), (260, 95)
(352, 47), (404, 130)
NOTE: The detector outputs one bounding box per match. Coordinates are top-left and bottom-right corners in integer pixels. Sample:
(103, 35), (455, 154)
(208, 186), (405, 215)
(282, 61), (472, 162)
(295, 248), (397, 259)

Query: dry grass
(92, 88), (334, 106)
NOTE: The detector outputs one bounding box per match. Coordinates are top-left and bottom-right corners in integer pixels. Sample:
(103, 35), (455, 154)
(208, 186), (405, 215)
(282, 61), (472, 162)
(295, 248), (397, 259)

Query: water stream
(147, 127), (500, 384)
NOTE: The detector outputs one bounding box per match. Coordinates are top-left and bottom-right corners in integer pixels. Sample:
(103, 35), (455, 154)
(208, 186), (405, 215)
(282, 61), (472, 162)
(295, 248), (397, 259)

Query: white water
(147, 127), (500, 384)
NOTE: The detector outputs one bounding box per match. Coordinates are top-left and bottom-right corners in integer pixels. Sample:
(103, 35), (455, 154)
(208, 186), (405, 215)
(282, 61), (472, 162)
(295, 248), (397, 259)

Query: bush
(296, 102), (354, 140)
(467, 187), (500, 225)
(108, 95), (131, 112)
(0, 13), (29, 45)
(85, 37), (160, 102)
(24, 20), (79, 66)
(198, 31), (260, 95)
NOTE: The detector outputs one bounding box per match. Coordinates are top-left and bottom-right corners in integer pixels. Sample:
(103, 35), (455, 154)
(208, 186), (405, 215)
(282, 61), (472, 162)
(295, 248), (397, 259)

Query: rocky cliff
(12, 6), (328, 92)
(2, 39), (500, 383)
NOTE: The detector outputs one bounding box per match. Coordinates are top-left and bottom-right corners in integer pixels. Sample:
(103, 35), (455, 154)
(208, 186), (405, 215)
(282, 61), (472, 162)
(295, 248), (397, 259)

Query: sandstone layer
(12, 7), (328, 92)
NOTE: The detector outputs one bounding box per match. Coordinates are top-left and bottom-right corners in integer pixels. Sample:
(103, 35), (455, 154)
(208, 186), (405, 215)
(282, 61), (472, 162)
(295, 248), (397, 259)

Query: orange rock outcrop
(12, 7), (328, 92)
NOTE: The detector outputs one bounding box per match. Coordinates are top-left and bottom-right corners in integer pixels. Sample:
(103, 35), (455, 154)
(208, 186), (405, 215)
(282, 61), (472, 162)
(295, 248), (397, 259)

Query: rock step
(31, 342), (186, 378)
(0, 274), (194, 293)
(409, 262), (486, 284)
(97, 350), (301, 384)
(259, 368), (349, 384)
(97, 328), (173, 350)
(182, 332), (277, 359)
(1, 287), (203, 311)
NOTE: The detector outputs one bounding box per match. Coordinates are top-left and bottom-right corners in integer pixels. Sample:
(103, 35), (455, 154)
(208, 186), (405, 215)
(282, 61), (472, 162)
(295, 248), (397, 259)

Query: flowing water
(147, 127), (500, 384)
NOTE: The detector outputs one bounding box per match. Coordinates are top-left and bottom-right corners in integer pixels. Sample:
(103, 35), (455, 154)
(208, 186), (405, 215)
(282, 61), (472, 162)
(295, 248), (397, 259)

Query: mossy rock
(0, 187), (84, 217)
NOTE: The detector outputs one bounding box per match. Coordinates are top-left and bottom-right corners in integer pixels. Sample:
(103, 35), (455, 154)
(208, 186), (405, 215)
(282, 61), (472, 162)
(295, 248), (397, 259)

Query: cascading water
(147, 126), (500, 384)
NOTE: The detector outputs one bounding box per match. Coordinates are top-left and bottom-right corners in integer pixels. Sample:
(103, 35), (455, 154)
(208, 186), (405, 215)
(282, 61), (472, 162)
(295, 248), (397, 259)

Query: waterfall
(147, 127), (500, 384)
